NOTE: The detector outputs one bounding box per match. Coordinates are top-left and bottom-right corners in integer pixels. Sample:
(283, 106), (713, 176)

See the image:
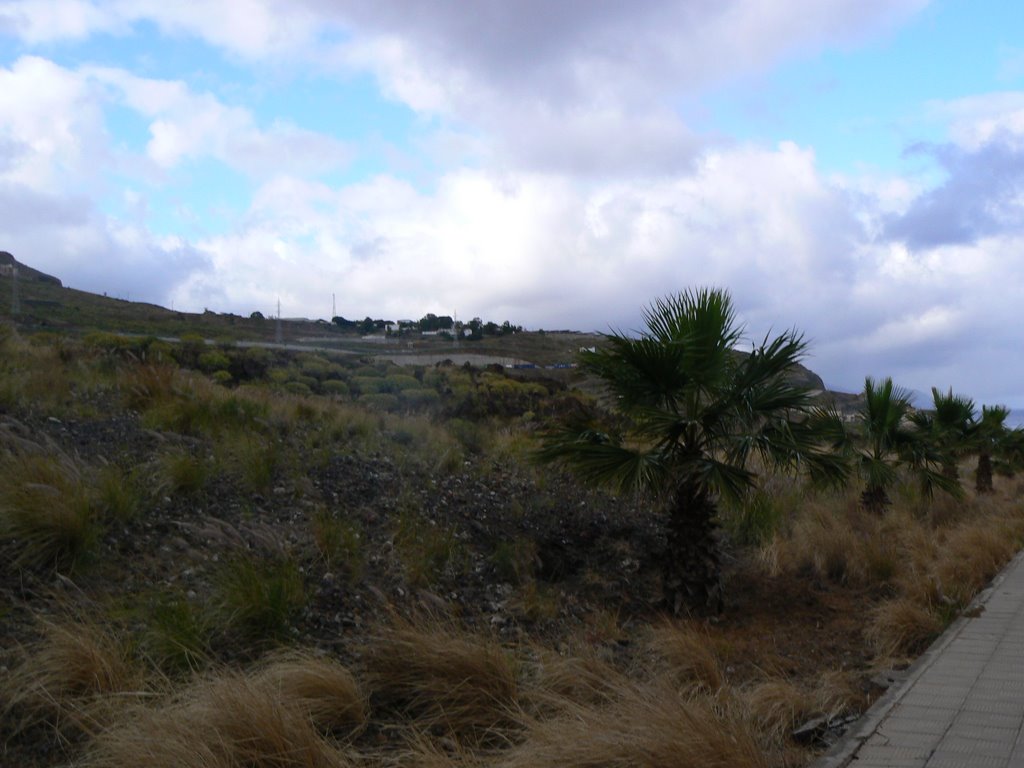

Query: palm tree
(975, 405), (1013, 493)
(832, 377), (959, 512)
(909, 387), (977, 485)
(536, 288), (845, 614)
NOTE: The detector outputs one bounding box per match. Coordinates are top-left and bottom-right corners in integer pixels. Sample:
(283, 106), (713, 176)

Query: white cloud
(86, 67), (352, 176)
(0, 0), (320, 55)
(932, 92), (1024, 150)
(0, 0), (121, 42)
(0, 56), (108, 191)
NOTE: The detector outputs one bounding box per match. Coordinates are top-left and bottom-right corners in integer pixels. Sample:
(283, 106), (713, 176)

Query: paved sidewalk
(815, 551), (1024, 768)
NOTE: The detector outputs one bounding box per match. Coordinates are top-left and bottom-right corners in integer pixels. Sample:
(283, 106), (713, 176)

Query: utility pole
(10, 265), (19, 317)
(275, 298), (283, 344)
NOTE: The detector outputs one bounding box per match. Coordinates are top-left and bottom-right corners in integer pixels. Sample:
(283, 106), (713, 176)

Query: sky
(2, 1), (1024, 408)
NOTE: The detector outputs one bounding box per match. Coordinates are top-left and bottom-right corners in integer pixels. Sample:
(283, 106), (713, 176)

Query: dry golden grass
(86, 671), (353, 768)
(780, 501), (862, 584)
(742, 670), (862, 743)
(361, 623), (519, 743)
(253, 651), (368, 737)
(642, 620), (724, 692)
(1, 619), (144, 739)
(865, 596), (944, 658)
(742, 679), (813, 742)
(522, 648), (628, 715)
(499, 681), (769, 768)
(393, 730), (490, 768)
(935, 521), (1020, 605)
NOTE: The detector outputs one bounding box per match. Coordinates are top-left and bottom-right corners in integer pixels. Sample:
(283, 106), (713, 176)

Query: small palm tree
(974, 405), (1017, 493)
(831, 377), (959, 512)
(536, 288), (845, 614)
(909, 387), (977, 484)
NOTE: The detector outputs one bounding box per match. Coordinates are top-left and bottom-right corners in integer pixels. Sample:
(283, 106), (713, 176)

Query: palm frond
(535, 426), (667, 493)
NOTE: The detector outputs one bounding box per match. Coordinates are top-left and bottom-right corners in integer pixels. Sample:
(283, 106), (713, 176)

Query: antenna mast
(275, 298), (283, 344)
(10, 264), (19, 317)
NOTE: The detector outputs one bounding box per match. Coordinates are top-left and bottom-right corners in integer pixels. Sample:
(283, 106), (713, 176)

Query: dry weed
(742, 669), (862, 743)
(643, 621), (724, 692)
(499, 681), (769, 768)
(86, 671), (352, 768)
(782, 502), (860, 584)
(935, 522), (1019, 605)
(254, 651), (368, 737)
(1, 619), (143, 739)
(522, 648), (628, 714)
(866, 597), (944, 658)
(361, 623), (519, 743)
(742, 679), (814, 742)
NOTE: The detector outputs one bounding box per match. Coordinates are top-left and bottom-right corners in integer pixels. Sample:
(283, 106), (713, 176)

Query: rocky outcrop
(0, 251), (62, 286)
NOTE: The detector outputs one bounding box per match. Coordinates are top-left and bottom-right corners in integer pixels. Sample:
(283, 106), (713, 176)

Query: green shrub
(447, 418), (490, 455)
(0, 453), (102, 571)
(230, 347), (270, 381)
(400, 388), (440, 409)
(92, 464), (142, 522)
(173, 333), (207, 368)
(321, 380), (350, 398)
(358, 393), (400, 412)
(383, 374), (421, 392)
(299, 357), (331, 380)
(351, 376), (383, 395)
(312, 509), (364, 580)
(140, 593), (211, 674)
(284, 381), (313, 397)
(215, 555), (305, 645)
(489, 538), (537, 585)
(323, 363), (348, 380)
(221, 436), (283, 494)
(198, 350), (231, 373)
(159, 450), (212, 496)
(394, 508), (465, 587)
(721, 488), (789, 546)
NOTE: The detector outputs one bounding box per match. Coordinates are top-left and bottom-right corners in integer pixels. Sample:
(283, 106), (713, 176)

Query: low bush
(0, 452), (102, 571)
(214, 554), (306, 646)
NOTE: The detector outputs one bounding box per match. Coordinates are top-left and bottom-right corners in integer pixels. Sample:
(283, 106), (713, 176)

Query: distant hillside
(0, 251), (61, 286)
(0, 251), (862, 408)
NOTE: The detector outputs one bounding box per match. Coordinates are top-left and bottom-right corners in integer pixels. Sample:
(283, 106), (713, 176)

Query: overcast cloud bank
(1, 0), (1023, 407)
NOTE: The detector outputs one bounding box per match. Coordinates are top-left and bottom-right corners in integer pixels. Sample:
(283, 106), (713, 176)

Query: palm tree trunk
(976, 452), (994, 493)
(860, 485), (890, 514)
(664, 485), (723, 615)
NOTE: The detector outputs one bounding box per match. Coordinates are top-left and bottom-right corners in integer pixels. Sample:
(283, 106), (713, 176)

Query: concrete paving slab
(812, 550), (1024, 768)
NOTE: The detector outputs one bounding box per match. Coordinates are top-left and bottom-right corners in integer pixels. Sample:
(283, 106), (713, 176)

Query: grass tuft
(1, 620), (142, 740)
(215, 554), (306, 646)
(86, 671), (353, 768)
(254, 651), (368, 737)
(0, 452), (103, 571)
(362, 623), (519, 743)
(500, 680), (769, 768)
(866, 596), (944, 658)
(643, 621), (724, 692)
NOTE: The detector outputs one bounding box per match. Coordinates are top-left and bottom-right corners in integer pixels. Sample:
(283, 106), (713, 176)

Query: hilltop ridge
(0, 250), (841, 403)
(0, 251), (61, 287)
